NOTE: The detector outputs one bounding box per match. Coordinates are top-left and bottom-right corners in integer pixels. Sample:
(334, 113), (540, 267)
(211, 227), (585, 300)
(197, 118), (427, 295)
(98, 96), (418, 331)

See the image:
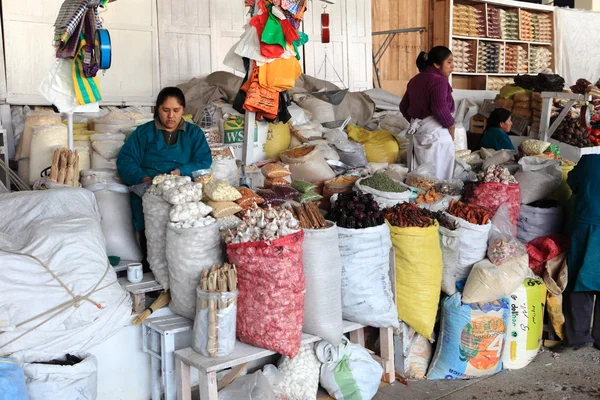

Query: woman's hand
(142, 176), (152, 183)
(448, 125), (456, 140)
(170, 169), (181, 176)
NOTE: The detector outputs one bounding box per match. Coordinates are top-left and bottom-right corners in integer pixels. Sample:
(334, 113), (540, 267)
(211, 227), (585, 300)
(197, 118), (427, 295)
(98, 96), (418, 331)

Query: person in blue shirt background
(118, 87), (212, 262)
(480, 108), (516, 151)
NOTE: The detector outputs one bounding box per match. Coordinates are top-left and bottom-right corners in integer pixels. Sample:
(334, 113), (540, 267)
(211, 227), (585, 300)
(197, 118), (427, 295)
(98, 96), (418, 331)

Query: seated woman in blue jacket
(480, 108), (516, 151)
(118, 87), (212, 258)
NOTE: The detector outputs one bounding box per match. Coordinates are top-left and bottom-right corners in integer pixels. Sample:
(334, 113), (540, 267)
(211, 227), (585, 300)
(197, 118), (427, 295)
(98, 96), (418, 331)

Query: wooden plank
(118, 273), (162, 294)
(131, 293), (146, 313)
(175, 357), (192, 400)
(198, 370), (218, 400)
(380, 327), (396, 384)
(217, 362), (249, 391)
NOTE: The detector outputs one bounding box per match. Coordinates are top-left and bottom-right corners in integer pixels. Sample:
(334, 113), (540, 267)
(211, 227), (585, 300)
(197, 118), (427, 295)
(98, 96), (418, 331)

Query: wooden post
(175, 358), (191, 400)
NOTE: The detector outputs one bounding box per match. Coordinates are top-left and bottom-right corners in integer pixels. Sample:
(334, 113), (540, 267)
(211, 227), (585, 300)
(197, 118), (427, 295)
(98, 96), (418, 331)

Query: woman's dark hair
(416, 46), (453, 72)
(154, 87), (186, 119)
(487, 108), (512, 129)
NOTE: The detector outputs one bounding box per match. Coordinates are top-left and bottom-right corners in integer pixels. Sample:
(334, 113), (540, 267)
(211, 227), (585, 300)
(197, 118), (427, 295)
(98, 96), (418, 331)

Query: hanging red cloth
(249, 0), (285, 59)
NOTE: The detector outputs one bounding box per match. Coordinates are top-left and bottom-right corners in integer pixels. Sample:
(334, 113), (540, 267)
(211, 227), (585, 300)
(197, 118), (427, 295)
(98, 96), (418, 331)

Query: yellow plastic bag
(258, 57), (302, 91)
(347, 124), (399, 164)
(388, 221), (443, 340)
(266, 122), (291, 159)
(547, 164), (574, 205)
(499, 84), (529, 100)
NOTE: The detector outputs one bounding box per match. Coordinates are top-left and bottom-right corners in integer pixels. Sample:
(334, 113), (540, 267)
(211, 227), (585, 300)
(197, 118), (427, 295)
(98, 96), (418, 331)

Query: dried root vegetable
(415, 188), (443, 204)
(384, 203), (434, 228)
(447, 199), (490, 225)
(49, 149), (60, 182)
(423, 210), (458, 231)
(292, 203), (328, 229)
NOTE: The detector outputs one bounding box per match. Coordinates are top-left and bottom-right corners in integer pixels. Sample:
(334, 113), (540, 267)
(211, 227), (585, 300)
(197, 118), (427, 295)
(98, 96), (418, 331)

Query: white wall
(0, 0), (373, 106)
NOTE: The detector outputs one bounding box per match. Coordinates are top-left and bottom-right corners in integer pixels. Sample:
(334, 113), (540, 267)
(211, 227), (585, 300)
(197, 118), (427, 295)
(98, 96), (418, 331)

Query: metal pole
(67, 112), (74, 150)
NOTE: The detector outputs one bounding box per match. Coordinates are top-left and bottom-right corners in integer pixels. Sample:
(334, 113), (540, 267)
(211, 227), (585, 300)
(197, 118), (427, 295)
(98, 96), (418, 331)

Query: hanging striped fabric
(73, 32), (102, 105)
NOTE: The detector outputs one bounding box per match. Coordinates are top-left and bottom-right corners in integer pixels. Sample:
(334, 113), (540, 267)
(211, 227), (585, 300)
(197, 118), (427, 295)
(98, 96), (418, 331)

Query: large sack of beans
(427, 293), (509, 380)
(464, 182), (520, 230)
(302, 223), (343, 345)
(338, 224), (399, 329)
(227, 231), (305, 358)
(143, 193), (171, 289)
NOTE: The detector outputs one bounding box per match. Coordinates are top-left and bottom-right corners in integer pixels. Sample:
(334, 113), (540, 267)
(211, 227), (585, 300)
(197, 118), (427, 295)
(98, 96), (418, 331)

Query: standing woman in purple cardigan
(400, 46), (456, 180)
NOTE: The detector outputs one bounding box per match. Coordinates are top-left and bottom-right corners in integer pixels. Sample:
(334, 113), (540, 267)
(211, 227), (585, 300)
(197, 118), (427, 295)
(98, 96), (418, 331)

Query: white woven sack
(166, 222), (224, 319)
(439, 225), (461, 296)
(20, 353), (97, 400)
(446, 214), (492, 282)
(302, 223), (343, 345)
(354, 178), (412, 208)
(87, 183), (142, 262)
(143, 193), (172, 289)
(338, 224), (399, 328)
(517, 204), (563, 243)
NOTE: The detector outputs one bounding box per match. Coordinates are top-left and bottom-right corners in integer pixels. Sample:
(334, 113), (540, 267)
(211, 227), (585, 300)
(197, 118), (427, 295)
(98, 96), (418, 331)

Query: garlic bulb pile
(225, 204), (301, 244)
(147, 175), (191, 196)
(169, 202), (213, 222)
(170, 216), (216, 229)
(163, 182), (203, 204)
(478, 166), (517, 184)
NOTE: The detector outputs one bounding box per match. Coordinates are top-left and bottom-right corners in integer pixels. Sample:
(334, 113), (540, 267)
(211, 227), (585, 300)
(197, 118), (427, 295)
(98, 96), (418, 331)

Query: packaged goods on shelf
(452, 4), (484, 37)
(452, 39), (475, 73)
(530, 46), (552, 74)
(477, 42), (500, 74)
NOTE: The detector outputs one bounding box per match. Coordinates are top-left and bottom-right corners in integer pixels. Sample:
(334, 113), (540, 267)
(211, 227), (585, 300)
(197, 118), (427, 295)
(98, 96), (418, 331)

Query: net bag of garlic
(166, 220), (224, 319)
(225, 205), (305, 358)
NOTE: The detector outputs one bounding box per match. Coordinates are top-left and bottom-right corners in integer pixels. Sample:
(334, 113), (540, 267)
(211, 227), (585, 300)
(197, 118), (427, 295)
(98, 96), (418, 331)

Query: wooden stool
(118, 273), (163, 313)
(174, 321), (395, 400)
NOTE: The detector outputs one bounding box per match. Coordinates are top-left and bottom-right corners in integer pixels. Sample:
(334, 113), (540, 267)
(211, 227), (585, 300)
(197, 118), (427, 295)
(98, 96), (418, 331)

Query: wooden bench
(118, 273), (163, 313)
(174, 321), (395, 400)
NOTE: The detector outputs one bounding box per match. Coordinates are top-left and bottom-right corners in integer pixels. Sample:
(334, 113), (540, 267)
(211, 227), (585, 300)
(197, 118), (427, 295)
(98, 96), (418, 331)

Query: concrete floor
(375, 346), (600, 400)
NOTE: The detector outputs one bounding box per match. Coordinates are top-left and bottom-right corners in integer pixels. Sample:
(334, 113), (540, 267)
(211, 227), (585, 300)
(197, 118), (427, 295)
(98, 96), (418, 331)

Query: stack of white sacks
(90, 133), (126, 170)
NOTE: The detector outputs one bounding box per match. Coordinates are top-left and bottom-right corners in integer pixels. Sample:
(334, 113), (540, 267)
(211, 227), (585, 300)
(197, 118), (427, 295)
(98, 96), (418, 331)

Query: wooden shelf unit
(434, 0), (556, 91)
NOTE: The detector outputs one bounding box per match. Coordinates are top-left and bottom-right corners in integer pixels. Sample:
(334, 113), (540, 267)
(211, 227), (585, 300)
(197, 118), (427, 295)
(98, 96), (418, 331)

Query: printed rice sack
(427, 293), (509, 380)
(503, 278), (547, 370)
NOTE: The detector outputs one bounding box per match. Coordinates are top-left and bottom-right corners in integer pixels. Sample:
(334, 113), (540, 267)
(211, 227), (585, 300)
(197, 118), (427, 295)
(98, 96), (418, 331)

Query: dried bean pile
(384, 203), (434, 228)
(329, 191), (384, 229)
(447, 199), (490, 225)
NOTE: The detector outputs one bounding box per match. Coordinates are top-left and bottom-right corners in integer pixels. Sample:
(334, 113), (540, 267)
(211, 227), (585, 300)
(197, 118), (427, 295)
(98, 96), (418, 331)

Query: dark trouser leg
(593, 293), (600, 348)
(139, 230), (150, 273)
(564, 291), (595, 346)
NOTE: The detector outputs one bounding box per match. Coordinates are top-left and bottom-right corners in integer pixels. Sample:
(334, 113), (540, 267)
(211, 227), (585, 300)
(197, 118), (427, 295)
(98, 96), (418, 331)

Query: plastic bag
(317, 338), (383, 400)
(405, 164), (438, 191)
(277, 344), (320, 400)
(514, 157), (562, 204)
(338, 224), (399, 328)
(526, 234), (570, 277)
(346, 124), (399, 164)
(262, 163), (291, 179)
(280, 146), (336, 185)
(502, 278), (546, 370)
(264, 177), (291, 188)
(237, 188), (265, 209)
(272, 185), (300, 201)
(226, 232), (305, 358)
(292, 180), (317, 194)
(462, 255), (529, 304)
(204, 179), (242, 202)
(394, 322), (433, 380)
(91, 140), (123, 159)
(257, 189), (286, 206)
(208, 201), (243, 218)
(302, 224), (343, 345)
(0, 358), (28, 400)
(487, 204), (526, 265)
(389, 221), (443, 340)
(324, 129), (368, 168)
(297, 191), (323, 203)
(427, 294), (509, 380)
(193, 289), (238, 358)
(218, 371), (277, 400)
